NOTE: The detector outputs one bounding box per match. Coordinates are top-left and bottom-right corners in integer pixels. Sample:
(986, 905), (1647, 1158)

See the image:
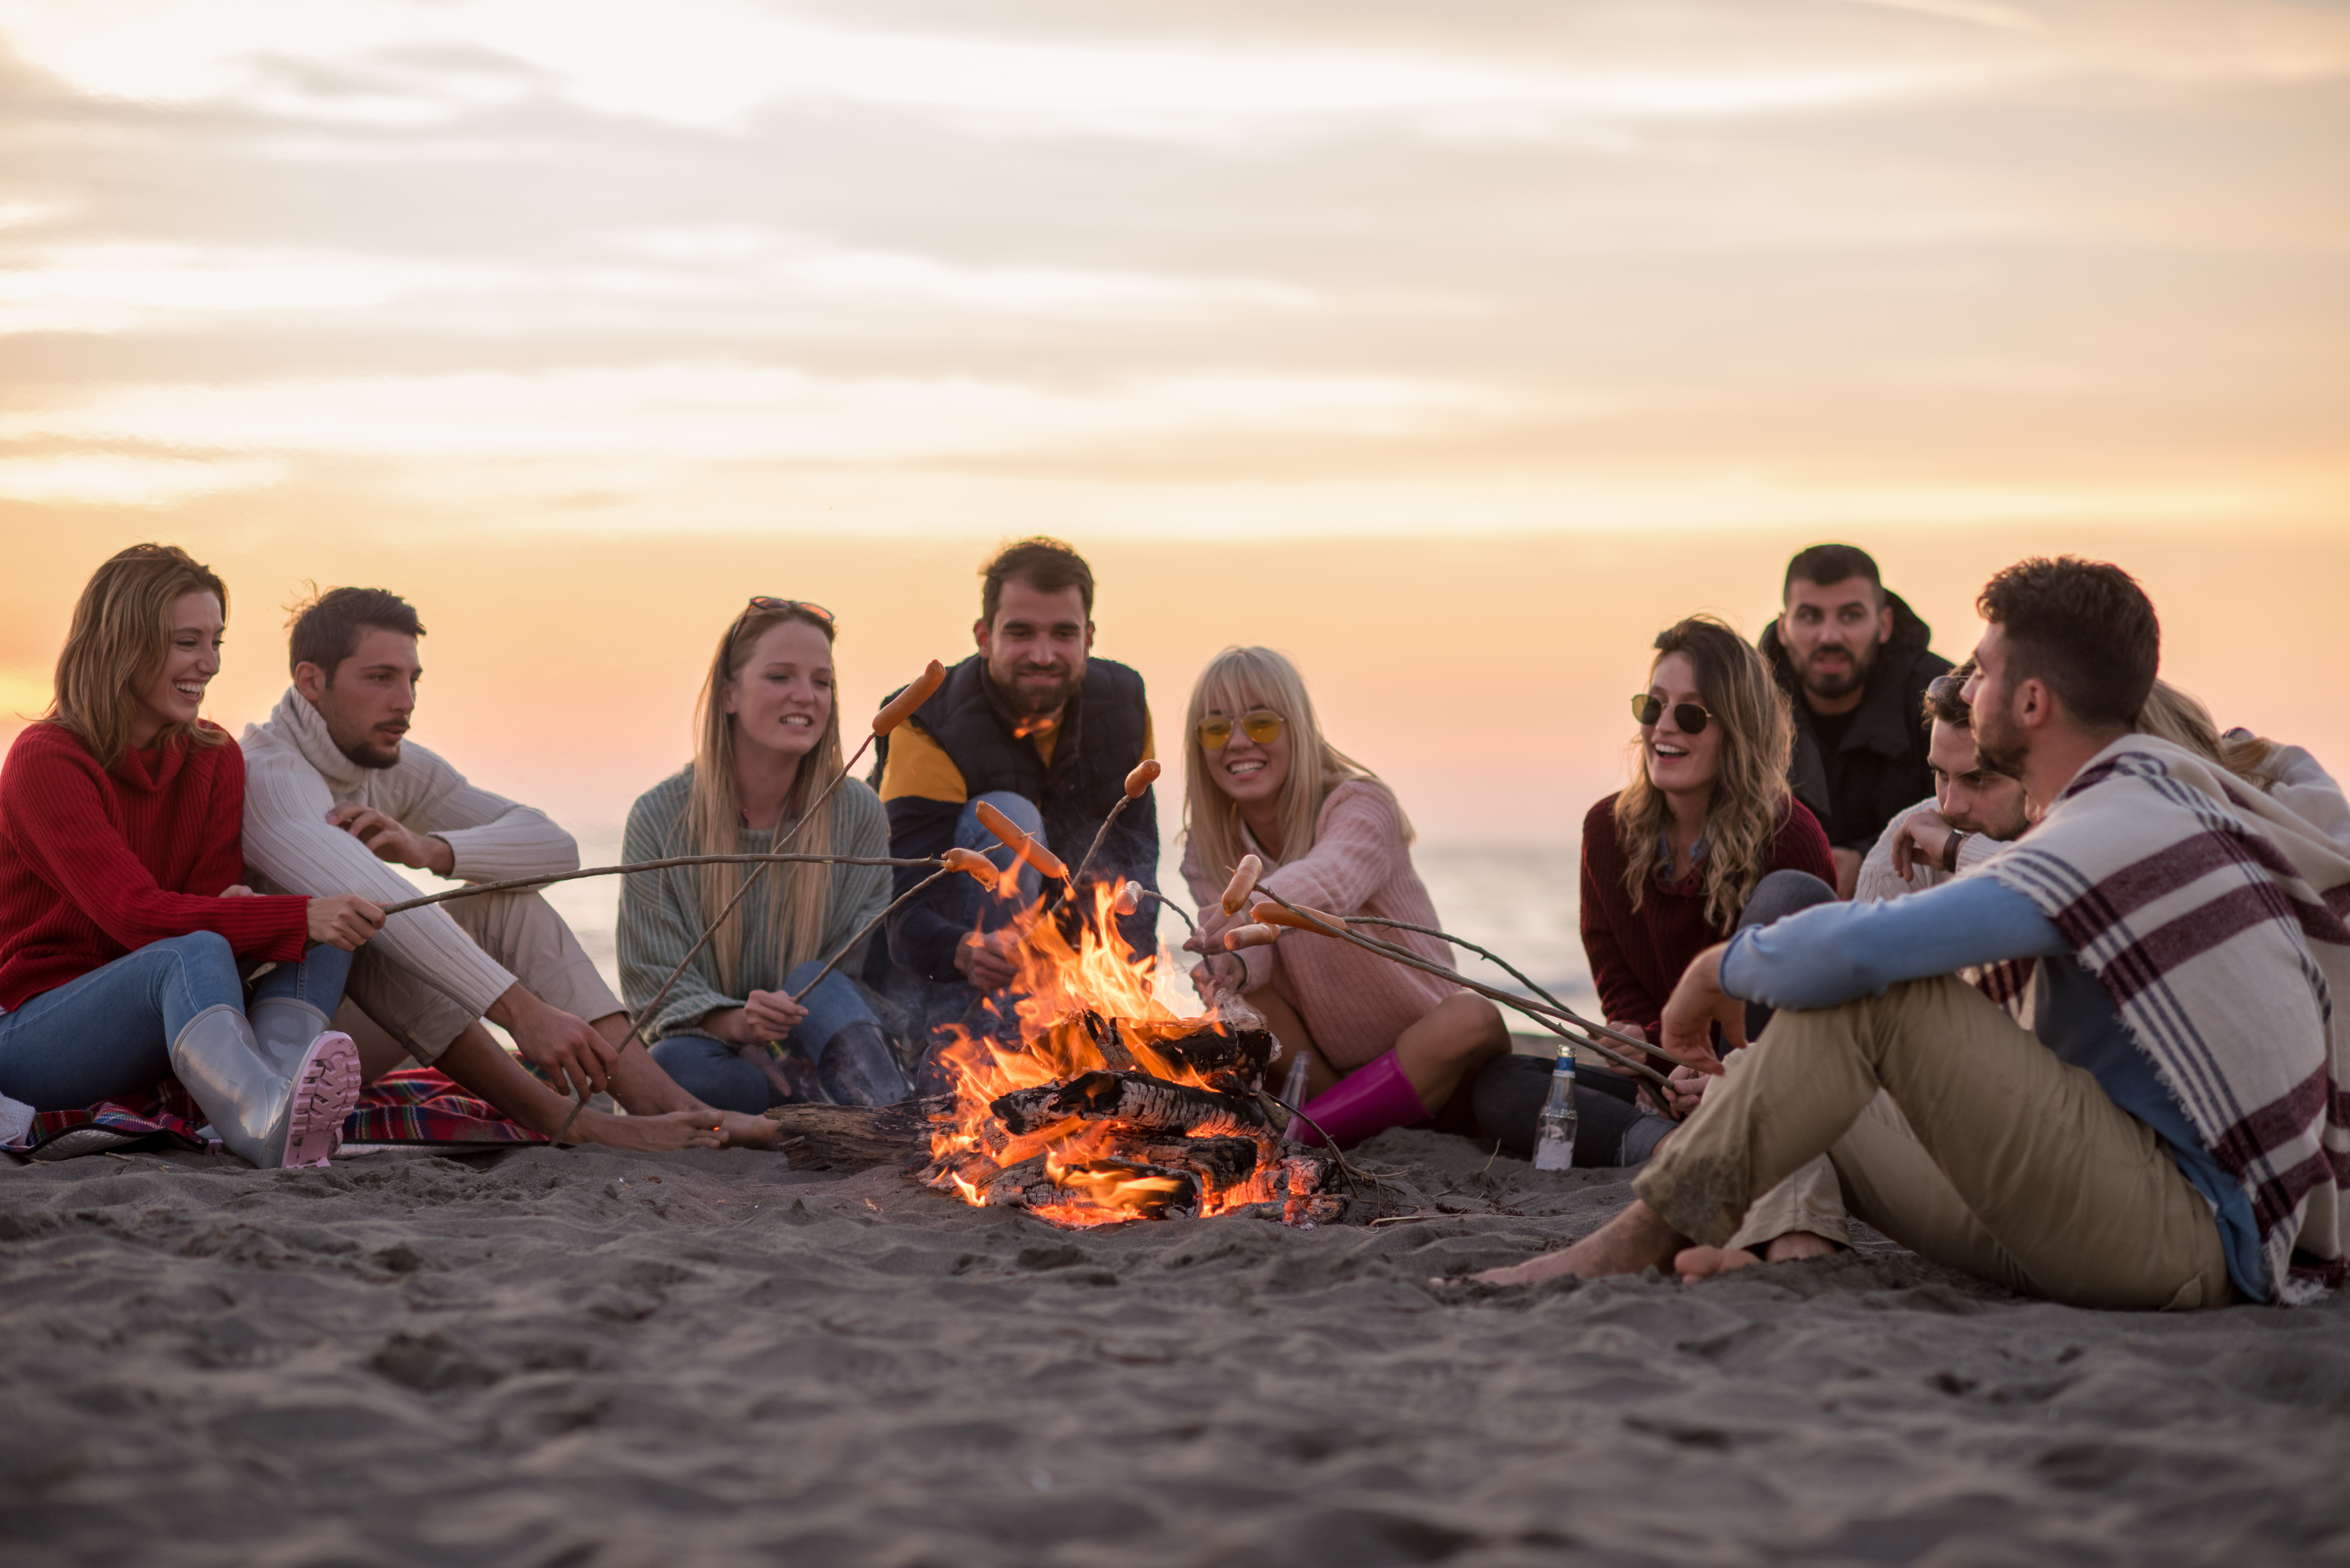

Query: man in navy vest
(874, 538), (1159, 1060)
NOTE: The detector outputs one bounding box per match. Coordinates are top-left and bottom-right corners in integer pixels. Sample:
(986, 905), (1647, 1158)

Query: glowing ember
(921, 881), (1343, 1228)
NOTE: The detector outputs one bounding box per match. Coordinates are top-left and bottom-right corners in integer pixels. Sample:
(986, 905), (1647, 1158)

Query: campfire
(920, 882), (1345, 1228)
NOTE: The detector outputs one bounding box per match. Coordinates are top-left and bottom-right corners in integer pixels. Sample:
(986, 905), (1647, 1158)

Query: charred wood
(990, 1071), (1271, 1138)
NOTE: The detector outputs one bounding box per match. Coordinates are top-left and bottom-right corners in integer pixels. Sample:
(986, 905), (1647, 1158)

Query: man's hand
(954, 929), (1024, 991)
(488, 984), (618, 1098)
(306, 894), (386, 951)
(218, 883), (255, 898)
(327, 803), (454, 876)
(1830, 847), (1863, 901)
(1890, 806), (1955, 881)
(1662, 1064), (1711, 1117)
(1656, 944), (1743, 1078)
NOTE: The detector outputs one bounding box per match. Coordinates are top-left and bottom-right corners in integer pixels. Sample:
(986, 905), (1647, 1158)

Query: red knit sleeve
(1772, 800), (1838, 886)
(1577, 795), (1660, 1032)
(2, 728), (309, 960)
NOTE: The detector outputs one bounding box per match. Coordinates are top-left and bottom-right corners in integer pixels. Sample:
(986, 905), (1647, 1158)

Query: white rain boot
(169, 1003), (360, 1169)
(247, 993), (361, 1165)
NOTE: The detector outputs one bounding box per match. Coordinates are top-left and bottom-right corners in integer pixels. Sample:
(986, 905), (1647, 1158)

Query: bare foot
(573, 1109), (724, 1152)
(1456, 1201), (1690, 1287)
(1674, 1245), (1762, 1280)
(1676, 1230), (1839, 1281)
(716, 1111), (784, 1150)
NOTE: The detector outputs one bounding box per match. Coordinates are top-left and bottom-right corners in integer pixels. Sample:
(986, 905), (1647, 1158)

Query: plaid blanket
(1982, 735), (2350, 1302)
(5, 1066), (542, 1159)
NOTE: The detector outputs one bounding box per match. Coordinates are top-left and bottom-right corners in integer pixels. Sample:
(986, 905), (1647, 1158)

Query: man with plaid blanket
(1479, 557), (2350, 1308)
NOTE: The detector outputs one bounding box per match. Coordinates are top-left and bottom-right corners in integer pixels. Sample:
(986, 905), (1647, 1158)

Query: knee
(1739, 869), (1838, 930)
(159, 930), (240, 993)
(1432, 992), (1508, 1061)
(964, 790), (1044, 841)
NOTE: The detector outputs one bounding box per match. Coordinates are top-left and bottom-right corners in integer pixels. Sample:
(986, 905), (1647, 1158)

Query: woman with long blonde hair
(1181, 646), (1506, 1147)
(618, 598), (903, 1108)
(0, 544), (383, 1165)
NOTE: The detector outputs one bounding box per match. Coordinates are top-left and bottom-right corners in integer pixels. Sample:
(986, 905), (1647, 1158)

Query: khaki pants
(338, 891), (622, 1067)
(1634, 974), (2233, 1311)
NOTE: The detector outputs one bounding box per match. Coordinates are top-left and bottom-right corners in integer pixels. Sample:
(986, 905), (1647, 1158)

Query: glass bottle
(1531, 1046), (1578, 1171)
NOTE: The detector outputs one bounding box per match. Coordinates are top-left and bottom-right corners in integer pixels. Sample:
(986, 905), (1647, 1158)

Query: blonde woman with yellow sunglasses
(1179, 646), (1506, 1147)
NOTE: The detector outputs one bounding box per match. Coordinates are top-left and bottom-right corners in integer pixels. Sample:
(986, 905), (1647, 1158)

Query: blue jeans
(647, 961), (882, 1114)
(0, 933), (354, 1112)
(895, 792), (1047, 1071)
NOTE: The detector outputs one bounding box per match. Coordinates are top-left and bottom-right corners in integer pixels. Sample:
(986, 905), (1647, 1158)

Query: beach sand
(6, 1128), (2350, 1567)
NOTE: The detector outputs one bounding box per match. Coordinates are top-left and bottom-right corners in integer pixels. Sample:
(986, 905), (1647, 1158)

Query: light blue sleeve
(1719, 877), (2068, 1011)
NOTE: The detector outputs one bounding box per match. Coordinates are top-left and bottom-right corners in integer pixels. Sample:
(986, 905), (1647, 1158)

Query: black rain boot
(817, 1022), (913, 1106)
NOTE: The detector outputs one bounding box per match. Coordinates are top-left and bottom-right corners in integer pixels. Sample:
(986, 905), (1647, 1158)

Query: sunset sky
(2, 0), (2345, 854)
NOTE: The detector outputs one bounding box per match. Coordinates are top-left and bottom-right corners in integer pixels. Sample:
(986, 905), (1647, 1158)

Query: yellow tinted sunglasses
(1197, 709), (1285, 750)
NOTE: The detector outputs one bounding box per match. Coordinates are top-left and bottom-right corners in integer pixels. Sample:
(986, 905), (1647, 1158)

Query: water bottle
(1531, 1047), (1578, 1171)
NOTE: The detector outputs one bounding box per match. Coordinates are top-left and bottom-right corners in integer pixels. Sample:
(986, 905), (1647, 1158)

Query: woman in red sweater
(1476, 615), (1834, 1164)
(0, 544), (384, 1166)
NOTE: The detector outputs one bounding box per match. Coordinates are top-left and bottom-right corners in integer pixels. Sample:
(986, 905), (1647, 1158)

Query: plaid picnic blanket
(5, 1066), (543, 1159)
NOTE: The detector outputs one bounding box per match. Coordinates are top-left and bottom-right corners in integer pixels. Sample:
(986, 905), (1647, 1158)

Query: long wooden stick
(788, 866), (958, 1003)
(1248, 888), (1672, 1091)
(378, 852), (943, 916)
(1343, 915), (1654, 1059)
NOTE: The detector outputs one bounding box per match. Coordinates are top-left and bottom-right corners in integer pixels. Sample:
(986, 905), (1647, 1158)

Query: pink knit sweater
(1182, 780), (1459, 1072)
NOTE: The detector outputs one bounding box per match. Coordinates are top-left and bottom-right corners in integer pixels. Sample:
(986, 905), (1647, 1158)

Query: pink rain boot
(1286, 1049), (1428, 1148)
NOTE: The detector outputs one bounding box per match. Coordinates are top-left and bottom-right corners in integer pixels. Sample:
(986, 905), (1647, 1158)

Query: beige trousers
(1634, 974), (2234, 1311)
(337, 891), (623, 1067)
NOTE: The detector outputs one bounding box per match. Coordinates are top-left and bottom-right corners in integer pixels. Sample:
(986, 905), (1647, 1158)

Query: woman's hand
(307, 893), (386, 951)
(741, 989), (809, 1041)
(1662, 1064), (1710, 1117)
(217, 883), (255, 898)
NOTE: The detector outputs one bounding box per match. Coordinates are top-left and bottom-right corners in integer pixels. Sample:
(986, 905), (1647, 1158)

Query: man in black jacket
(1758, 544), (1952, 898)
(873, 538), (1159, 1055)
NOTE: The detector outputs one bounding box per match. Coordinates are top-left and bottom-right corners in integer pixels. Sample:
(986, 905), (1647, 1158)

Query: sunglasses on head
(1197, 709), (1285, 750)
(1631, 693), (1714, 734)
(734, 596), (835, 636)
(1927, 673), (1968, 706)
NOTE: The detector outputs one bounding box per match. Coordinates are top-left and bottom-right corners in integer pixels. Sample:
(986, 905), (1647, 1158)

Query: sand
(6, 1128), (2350, 1568)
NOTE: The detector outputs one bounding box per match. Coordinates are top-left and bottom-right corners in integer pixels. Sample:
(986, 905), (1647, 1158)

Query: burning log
(990, 1070), (1272, 1139)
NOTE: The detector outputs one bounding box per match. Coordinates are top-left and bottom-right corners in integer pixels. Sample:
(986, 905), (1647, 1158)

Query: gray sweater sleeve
(820, 783), (893, 969)
(616, 780), (739, 1044)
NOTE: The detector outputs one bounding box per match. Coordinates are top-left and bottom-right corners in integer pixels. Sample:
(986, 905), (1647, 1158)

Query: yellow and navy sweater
(875, 654), (1159, 981)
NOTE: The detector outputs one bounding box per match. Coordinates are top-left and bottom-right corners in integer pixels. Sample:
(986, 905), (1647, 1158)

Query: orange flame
(926, 878), (1292, 1226)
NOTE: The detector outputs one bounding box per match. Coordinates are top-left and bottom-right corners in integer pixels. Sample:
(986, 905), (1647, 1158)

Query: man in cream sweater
(241, 587), (767, 1151)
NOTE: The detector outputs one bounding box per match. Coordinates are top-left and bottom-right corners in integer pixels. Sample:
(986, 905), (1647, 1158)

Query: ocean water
(402, 829), (1599, 1027)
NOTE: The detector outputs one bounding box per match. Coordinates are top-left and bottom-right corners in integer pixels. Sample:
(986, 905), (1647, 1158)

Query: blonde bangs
(1181, 645), (1399, 889)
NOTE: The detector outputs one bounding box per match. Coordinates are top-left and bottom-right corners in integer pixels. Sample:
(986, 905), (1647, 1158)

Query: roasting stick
(550, 659), (949, 1143)
(1340, 914), (1657, 1063)
(1234, 890), (1675, 1093)
(785, 849), (999, 1003)
(1059, 760), (1161, 904)
(375, 854), (944, 917)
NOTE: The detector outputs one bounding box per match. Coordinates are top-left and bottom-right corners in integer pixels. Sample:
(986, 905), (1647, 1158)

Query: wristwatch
(1942, 828), (1971, 873)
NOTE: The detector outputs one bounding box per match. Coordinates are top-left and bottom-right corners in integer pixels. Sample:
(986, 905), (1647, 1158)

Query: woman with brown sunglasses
(1179, 646), (1507, 1148)
(1474, 615), (1836, 1164)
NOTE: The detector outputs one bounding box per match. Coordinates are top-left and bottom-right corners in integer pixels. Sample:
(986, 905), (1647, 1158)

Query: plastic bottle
(1530, 1047), (1578, 1171)
(1278, 1051), (1312, 1113)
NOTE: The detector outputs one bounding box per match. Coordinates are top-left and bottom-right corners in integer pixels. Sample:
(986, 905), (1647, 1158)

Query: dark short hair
(1783, 543), (1883, 603)
(1922, 656), (1977, 729)
(1976, 558), (2157, 730)
(981, 537), (1094, 624)
(287, 586), (426, 679)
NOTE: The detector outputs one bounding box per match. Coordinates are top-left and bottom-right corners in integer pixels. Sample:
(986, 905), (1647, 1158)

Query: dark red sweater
(1579, 792), (1834, 1042)
(0, 721), (310, 1011)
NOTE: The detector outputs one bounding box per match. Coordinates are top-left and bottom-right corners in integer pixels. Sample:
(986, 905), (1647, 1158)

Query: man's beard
(990, 663), (1081, 720)
(1799, 637), (1881, 702)
(326, 712), (402, 769)
(1971, 699), (2029, 783)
